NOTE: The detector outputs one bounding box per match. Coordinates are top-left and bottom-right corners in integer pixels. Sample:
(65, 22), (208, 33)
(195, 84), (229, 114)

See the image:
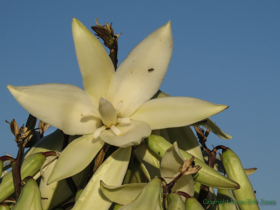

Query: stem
(93, 143), (110, 173)
(109, 41), (118, 70)
(123, 151), (134, 184)
(12, 143), (25, 200)
(91, 19), (119, 70)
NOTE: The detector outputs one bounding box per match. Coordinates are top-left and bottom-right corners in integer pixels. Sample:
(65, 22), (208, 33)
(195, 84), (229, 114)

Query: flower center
(81, 97), (132, 139)
(99, 97), (117, 128)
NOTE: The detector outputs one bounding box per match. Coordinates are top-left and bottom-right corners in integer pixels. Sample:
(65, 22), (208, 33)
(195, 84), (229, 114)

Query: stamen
(81, 109), (96, 117)
(92, 126), (106, 139)
(116, 100), (124, 113)
(110, 125), (122, 136)
(117, 117), (132, 125)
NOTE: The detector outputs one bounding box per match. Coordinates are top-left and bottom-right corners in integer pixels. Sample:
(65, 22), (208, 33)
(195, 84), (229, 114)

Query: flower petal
(160, 143), (185, 179)
(152, 91), (232, 140)
(167, 193), (185, 210)
(194, 118), (232, 140)
(40, 160), (72, 209)
(7, 84), (102, 135)
(73, 147), (131, 210)
(72, 18), (114, 100)
(134, 143), (160, 168)
(130, 159), (152, 183)
(119, 178), (163, 210)
(132, 97), (228, 130)
(100, 182), (146, 205)
(100, 120), (151, 147)
(160, 143), (194, 195)
(48, 134), (104, 183)
(106, 22), (173, 117)
(165, 126), (204, 161)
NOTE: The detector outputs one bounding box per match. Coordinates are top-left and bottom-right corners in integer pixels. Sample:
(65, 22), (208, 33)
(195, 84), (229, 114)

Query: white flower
(7, 18), (228, 182)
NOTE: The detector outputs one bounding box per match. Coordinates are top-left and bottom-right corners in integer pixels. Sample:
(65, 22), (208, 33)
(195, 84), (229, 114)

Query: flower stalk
(91, 18), (120, 70)
(5, 119), (34, 200)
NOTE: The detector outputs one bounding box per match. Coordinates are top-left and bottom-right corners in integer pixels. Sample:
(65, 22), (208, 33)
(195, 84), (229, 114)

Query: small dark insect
(148, 68), (154, 72)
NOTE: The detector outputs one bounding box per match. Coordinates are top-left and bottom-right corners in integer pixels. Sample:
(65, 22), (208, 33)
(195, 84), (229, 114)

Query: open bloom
(8, 18), (228, 182)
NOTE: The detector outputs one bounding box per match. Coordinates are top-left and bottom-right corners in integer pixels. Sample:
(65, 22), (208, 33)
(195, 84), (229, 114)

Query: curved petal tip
(7, 84), (18, 96)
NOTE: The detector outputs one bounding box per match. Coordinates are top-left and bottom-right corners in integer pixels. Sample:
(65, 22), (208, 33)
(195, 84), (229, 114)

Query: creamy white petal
(106, 22), (173, 117)
(160, 142), (184, 178)
(153, 91), (232, 139)
(100, 182), (146, 205)
(119, 178), (163, 210)
(194, 118), (232, 140)
(7, 84), (102, 135)
(160, 143), (194, 195)
(73, 147), (131, 210)
(132, 97), (228, 130)
(172, 175), (194, 196)
(166, 126), (204, 161)
(40, 160), (72, 209)
(48, 135), (104, 184)
(134, 143), (160, 168)
(100, 120), (151, 147)
(167, 193), (185, 210)
(72, 18), (114, 100)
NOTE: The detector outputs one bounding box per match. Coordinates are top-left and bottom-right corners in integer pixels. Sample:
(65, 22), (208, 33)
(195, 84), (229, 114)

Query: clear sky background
(0, 1), (279, 207)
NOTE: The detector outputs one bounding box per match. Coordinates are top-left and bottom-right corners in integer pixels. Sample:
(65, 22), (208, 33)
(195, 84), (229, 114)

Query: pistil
(99, 97), (117, 127)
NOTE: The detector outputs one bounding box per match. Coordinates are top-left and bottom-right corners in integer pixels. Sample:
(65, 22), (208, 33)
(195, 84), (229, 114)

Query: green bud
(217, 189), (238, 210)
(0, 153), (46, 202)
(13, 178), (43, 210)
(75, 189), (84, 202)
(146, 135), (240, 190)
(112, 204), (123, 210)
(185, 196), (204, 210)
(222, 148), (260, 210)
(167, 193), (186, 210)
(0, 204), (11, 210)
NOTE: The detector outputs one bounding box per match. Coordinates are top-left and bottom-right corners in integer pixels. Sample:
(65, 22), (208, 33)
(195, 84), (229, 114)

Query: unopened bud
(20, 126), (28, 134)
(180, 156), (201, 176)
(5, 119), (19, 136)
(38, 120), (51, 137)
(21, 129), (31, 139)
(182, 165), (202, 176)
(180, 156), (195, 173)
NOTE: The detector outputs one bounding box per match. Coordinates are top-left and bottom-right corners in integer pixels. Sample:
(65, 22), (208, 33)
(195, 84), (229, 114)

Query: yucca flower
(7, 18), (228, 183)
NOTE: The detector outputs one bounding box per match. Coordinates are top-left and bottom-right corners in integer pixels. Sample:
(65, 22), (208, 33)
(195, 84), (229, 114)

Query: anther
(92, 126), (106, 139)
(117, 118), (132, 125)
(110, 125), (122, 136)
(116, 100), (124, 113)
(81, 109), (96, 117)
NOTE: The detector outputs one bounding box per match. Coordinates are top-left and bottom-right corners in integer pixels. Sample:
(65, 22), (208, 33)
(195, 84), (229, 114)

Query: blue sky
(0, 1), (279, 207)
